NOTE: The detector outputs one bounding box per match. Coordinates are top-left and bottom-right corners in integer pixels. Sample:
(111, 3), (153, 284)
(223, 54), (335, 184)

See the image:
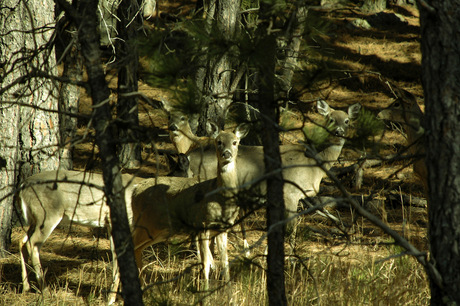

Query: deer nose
(222, 150), (232, 160)
(335, 127), (345, 137)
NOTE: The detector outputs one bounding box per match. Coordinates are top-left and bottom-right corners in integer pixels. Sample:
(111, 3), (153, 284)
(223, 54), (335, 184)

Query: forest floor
(1, 2), (430, 305)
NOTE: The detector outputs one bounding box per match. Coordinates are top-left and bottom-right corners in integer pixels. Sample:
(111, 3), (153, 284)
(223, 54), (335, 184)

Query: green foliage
(279, 108), (297, 130)
(354, 106), (385, 139)
(303, 118), (336, 148)
(241, 0), (259, 29)
(137, 25), (200, 88)
(169, 79), (204, 115)
(258, 0), (288, 18)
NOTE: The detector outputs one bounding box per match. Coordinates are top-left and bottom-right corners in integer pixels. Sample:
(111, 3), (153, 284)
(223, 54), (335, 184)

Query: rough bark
(278, 3), (308, 104)
(0, 1), (21, 260)
(0, 0), (60, 261)
(56, 3), (83, 170)
(420, 1), (460, 304)
(16, 1), (61, 178)
(64, 0), (144, 303)
(258, 33), (287, 306)
(196, 0), (241, 132)
(116, 0), (142, 169)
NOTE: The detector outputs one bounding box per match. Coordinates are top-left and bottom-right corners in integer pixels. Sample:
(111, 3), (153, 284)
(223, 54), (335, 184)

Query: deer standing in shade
(130, 122), (249, 286)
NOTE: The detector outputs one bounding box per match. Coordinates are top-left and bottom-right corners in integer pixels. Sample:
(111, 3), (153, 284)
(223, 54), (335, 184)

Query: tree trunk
(278, 3), (308, 104)
(116, 0), (142, 169)
(420, 1), (460, 304)
(56, 3), (83, 170)
(258, 32), (287, 306)
(0, 0), (60, 263)
(0, 1), (21, 261)
(196, 0), (241, 132)
(67, 0), (143, 303)
(99, 0), (120, 47)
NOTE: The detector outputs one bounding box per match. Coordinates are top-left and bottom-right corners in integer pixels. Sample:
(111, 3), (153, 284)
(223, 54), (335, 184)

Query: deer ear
(348, 103), (361, 120)
(160, 99), (172, 113)
(206, 121), (220, 139)
(317, 100), (331, 117)
(235, 123), (250, 140)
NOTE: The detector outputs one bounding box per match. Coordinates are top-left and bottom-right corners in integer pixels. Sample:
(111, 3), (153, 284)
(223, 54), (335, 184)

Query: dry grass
(1, 3), (430, 305)
(3, 205), (429, 305)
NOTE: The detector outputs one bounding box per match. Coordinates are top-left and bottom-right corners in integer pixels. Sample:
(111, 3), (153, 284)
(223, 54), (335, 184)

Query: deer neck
(404, 114), (425, 155)
(172, 134), (195, 154)
(217, 160), (238, 197)
(186, 137), (215, 154)
(316, 138), (345, 171)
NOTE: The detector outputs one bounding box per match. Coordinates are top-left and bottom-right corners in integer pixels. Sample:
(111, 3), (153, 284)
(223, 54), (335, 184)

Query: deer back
(20, 170), (142, 228)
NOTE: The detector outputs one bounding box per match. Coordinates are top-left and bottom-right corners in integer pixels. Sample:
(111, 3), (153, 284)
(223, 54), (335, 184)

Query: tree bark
(56, 3), (83, 170)
(196, 0), (241, 132)
(258, 32), (287, 306)
(0, 1), (21, 261)
(278, 3), (308, 104)
(420, 1), (460, 304)
(0, 0), (60, 262)
(116, 0), (142, 169)
(64, 0), (144, 303)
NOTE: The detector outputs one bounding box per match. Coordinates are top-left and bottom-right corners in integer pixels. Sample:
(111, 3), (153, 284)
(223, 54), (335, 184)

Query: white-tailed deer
(162, 101), (209, 155)
(18, 170), (145, 303)
(169, 101), (361, 236)
(130, 123), (249, 286)
(377, 89), (426, 188)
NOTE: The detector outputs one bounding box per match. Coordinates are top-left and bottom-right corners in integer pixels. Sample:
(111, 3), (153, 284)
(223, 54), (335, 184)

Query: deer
(18, 170), (144, 303)
(167, 100), (361, 244)
(18, 155), (192, 304)
(165, 104), (213, 155)
(377, 89), (427, 189)
(130, 122), (249, 287)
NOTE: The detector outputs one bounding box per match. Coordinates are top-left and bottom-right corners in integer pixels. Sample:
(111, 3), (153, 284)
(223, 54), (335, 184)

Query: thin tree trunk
(116, 0), (142, 169)
(61, 0), (143, 303)
(56, 4), (83, 170)
(258, 33), (287, 306)
(278, 3), (308, 104)
(420, 1), (460, 304)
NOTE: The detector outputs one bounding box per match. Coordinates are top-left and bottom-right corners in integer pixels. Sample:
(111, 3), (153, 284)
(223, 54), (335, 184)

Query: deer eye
(217, 140), (222, 146)
(328, 118), (336, 125)
(233, 141), (237, 146)
(344, 118), (349, 125)
(180, 116), (186, 121)
(393, 102), (401, 108)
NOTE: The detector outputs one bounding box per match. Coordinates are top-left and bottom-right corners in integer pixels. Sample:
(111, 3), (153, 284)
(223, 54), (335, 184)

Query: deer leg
(24, 218), (58, 292)
(198, 230), (213, 289)
(239, 216), (250, 257)
(19, 234), (31, 292)
(108, 230), (119, 305)
(132, 226), (160, 287)
(191, 233), (201, 260)
(284, 198), (299, 254)
(215, 231), (230, 281)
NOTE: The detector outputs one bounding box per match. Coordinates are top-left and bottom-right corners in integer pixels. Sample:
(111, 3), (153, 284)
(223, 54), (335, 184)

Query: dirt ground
(2, 2), (428, 305)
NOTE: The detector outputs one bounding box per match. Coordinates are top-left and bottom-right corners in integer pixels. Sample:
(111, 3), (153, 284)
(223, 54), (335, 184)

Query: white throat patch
(221, 161), (236, 173)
